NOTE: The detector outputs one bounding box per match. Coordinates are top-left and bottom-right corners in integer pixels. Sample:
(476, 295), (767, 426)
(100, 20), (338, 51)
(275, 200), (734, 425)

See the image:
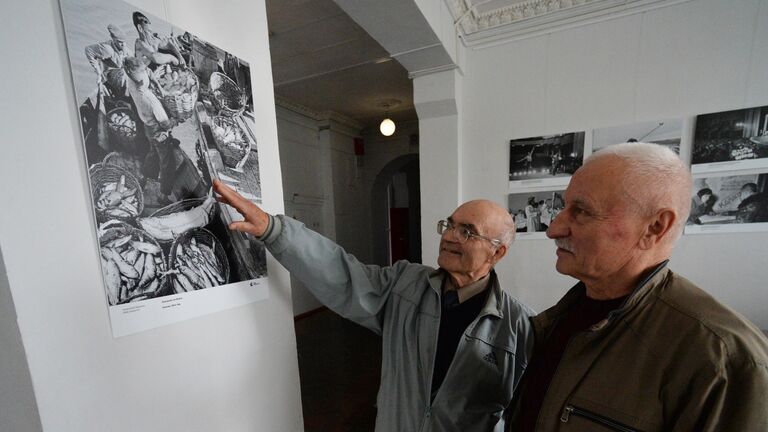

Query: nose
(442, 227), (459, 243)
(546, 211), (569, 239)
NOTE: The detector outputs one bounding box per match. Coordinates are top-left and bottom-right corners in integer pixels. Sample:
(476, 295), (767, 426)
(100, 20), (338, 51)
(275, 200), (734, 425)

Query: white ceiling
(266, 0), (677, 127)
(266, 0), (417, 129)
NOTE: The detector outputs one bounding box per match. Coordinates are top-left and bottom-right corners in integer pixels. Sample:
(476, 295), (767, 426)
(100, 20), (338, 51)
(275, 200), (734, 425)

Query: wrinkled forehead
(449, 202), (501, 234)
(566, 157), (631, 209)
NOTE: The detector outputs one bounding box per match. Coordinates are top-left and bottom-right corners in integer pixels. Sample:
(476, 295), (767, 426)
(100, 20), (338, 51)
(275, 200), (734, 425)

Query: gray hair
(586, 142), (691, 243)
(499, 218), (516, 248)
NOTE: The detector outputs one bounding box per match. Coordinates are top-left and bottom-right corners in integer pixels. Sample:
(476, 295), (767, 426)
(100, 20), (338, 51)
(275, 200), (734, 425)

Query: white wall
(413, 0), (463, 67)
(0, 246), (43, 432)
(0, 0), (304, 431)
(450, 0), (768, 328)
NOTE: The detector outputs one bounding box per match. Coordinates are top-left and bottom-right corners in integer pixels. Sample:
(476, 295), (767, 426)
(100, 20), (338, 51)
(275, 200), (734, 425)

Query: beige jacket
(510, 265), (768, 431)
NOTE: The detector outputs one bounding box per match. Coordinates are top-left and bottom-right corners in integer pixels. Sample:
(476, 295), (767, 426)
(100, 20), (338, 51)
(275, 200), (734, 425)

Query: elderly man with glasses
(213, 180), (533, 432)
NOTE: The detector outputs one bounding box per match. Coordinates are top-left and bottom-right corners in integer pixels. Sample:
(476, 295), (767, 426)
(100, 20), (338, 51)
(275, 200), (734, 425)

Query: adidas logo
(483, 351), (498, 366)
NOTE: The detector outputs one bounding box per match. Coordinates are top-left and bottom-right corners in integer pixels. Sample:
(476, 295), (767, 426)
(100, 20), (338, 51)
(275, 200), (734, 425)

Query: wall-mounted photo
(691, 105), (768, 174)
(685, 172), (768, 235)
(508, 132), (584, 188)
(593, 118), (683, 154)
(60, 0), (270, 336)
(507, 189), (565, 239)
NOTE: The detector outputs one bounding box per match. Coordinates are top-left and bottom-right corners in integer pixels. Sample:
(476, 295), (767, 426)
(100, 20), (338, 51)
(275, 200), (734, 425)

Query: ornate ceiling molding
(447, 0), (695, 47)
(275, 96), (364, 132)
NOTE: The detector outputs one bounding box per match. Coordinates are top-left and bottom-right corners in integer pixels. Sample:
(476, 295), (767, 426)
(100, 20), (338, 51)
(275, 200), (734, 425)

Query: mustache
(554, 239), (573, 252)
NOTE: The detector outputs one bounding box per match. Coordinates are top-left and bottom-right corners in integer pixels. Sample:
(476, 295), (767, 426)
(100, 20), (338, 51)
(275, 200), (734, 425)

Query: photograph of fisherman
(132, 11), (185, 69)
(122, 56), (177, 199)
(212, 179), (534, 432)
(85, 23), (130, 98)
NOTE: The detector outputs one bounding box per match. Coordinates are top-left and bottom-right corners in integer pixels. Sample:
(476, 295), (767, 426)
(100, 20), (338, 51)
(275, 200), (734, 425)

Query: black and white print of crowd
(692, 105), (768, 165)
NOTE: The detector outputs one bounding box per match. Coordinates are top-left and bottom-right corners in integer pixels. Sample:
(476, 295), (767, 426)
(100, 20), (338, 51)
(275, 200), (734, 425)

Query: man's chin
(554, 260), (574, 277)
(437, 255), (457, 270)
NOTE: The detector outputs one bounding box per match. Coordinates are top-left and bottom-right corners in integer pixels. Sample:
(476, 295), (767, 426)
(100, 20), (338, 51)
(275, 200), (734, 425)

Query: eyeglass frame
(436, 219), (502, 247)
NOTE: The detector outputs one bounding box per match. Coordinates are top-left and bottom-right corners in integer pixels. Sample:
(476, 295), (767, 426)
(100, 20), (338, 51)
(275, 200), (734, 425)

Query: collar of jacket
(532, 260), (671, 335)
(428, 268), (504, 319)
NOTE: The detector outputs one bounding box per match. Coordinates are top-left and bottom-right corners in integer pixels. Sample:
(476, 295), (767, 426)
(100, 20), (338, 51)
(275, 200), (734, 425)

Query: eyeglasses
(437, 220), (501, 247)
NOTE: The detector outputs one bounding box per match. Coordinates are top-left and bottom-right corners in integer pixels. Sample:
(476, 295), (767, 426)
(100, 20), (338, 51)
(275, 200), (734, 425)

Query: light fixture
(380, 117), (396, 136)
(377, 99), (401, 137)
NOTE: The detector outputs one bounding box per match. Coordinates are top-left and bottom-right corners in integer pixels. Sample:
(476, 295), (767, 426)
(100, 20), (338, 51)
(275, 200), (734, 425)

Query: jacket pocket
(561, 405), (641, 432)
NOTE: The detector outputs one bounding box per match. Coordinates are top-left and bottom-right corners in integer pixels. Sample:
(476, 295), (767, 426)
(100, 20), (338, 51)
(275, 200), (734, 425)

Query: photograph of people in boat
(508, 190), (565, 236)
(692, 105), (768, 166)
(60, 0), (267, 306)
(508, 132), (585, 182)
(687, 173), (768, 226)
(593, 118), (682, 155)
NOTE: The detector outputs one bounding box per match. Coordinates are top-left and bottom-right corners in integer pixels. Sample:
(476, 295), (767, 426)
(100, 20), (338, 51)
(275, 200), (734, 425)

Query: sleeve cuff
(258, 213), (283, 244)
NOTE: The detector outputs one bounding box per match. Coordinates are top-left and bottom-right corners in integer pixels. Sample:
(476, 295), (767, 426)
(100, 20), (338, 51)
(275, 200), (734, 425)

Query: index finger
(213, 179), (250, 210)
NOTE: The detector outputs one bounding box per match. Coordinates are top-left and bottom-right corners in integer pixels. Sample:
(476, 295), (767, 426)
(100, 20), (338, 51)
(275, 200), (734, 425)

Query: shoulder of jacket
(647, 271), (768, 370)
(497, 290), (536, 322)
(388, 261), (436, 295)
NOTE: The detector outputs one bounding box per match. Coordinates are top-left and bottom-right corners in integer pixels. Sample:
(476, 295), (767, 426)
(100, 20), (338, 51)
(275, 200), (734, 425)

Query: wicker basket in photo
(98, 221), (169, 304)
(169, 227), (230, 290)
(105, 107), (140, 152)
(144, 196), (218, 243)
(210, 115), (251, 169)
(102, 151), (145, 182)
(191, 38), (219, 87)
(90, 165), (144, 222)
(209, 72), (247, 117)
(154, 67), (199, 122)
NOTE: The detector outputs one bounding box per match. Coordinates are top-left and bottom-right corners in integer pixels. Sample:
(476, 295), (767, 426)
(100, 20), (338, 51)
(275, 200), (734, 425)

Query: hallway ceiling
(266, 0), (417, 130)
(266, 0), (675, 126)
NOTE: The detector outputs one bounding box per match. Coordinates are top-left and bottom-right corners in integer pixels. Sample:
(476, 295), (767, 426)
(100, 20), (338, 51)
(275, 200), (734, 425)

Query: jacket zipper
(420, 289), (443, 432)
(561, 405), (639, 432)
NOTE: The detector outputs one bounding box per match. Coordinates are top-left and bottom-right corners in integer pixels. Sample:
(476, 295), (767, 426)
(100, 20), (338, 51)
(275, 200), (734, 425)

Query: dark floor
(295, 308), (382, 432)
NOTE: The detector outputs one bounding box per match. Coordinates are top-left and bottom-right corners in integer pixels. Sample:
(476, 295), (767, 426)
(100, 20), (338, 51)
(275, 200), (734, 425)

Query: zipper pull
(561, 405), (574, 423)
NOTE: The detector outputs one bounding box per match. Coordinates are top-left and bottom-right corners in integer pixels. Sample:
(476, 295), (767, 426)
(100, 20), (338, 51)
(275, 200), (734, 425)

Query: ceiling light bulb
(380, 118), (396, 136)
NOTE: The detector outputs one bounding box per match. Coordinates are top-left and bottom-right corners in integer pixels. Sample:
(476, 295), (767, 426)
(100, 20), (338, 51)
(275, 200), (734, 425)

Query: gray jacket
(264, 215), (535, 432)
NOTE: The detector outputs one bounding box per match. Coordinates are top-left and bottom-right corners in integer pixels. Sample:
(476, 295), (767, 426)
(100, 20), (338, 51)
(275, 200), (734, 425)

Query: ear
(639, 208), (676, 250)
(490, 244), (508, 264)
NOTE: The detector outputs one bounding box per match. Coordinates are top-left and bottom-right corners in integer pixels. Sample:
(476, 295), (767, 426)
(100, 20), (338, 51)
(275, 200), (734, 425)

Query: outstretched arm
(213, 180), (407, 333)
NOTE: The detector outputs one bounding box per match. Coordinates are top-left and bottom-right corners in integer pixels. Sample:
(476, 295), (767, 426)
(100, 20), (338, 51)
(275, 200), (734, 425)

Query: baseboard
(294, 306), (328, 322)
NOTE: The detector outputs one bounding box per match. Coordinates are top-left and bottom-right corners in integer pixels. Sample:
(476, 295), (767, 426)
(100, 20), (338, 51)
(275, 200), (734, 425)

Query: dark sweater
(430, 287), (490, 398)
(517, 293), (627, 431)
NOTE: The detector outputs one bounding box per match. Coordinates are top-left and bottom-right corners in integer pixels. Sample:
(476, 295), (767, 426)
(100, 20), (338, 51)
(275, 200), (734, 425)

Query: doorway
(372, 154), (421, 266)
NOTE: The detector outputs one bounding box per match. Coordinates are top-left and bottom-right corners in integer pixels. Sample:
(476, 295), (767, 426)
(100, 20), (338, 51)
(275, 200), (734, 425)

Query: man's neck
(584, 259), (668, 300)
(445, 270), (490, 289)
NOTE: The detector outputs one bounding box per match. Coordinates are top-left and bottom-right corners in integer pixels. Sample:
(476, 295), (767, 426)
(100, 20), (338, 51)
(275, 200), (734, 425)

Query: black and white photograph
(60, 0), (270, 336)
(508, 132), (584, 188)
(593, 118), (683, 154)
(508, 189), (565, 239)
(685, 172), (768, 235)
(691, 105), (768, 173)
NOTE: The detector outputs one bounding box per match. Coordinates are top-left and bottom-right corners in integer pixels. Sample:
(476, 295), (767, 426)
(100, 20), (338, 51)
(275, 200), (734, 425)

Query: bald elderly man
(214, 180), (533, 432)
(509, 143), (768, 431)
